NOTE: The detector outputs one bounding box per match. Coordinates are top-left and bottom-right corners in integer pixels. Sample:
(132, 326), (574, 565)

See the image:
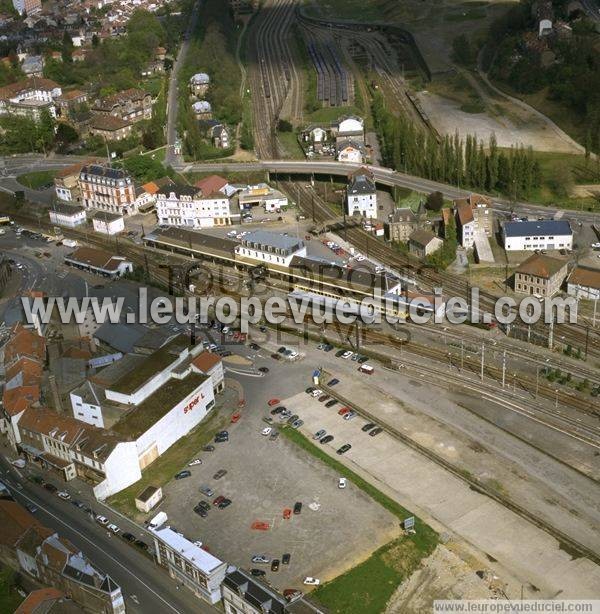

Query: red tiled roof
(0, 77), (60, 101)
(4, 324), (46, 364)
(516, 254), (567, 279)
(5, 356), (43, 386)
(192, 351), (221, 373)
(18, 407), (85, 445)
(0, 500), (40, 548)
(14, 588), (64, 614)
(194, 175), (228, 196)
(2, 385), (40, 417)
(568, 266), (600, 290)
(455, 201), (474, 225)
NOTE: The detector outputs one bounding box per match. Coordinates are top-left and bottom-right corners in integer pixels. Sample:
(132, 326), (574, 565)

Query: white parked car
(188, 458), (202, 466)
(341, 351), (353, 359)
(303, 577), (320, 586)
(338, 477), (347, 489)
(261, 427), (272, 436)
(310, 389), (323, 398)
(107, 523), (120, 534)
(57, 491), (70, 500)
(95, 515), (109, 526)
(288, 351), (299, 359)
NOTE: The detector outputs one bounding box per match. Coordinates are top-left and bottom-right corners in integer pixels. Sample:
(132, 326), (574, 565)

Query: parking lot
(159, 337), (398, 591)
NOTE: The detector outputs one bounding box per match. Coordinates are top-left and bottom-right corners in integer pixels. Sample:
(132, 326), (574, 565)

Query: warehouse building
(502, 220), (573, 252)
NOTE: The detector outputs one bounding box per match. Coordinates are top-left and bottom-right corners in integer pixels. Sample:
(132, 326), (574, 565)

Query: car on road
(251, 555), (270, 564)
(343, 411), (357, 421)
(200, 486), (214, 497)
(95, 515), (109, 526)
(338, 477), (347, 489)
(258, 367), (269, 373)
(250, 569), (266, 577)
(303, 577), (320, 586)
(336, 444), (352, 455)
(43, 483), (58, 494)
(213, 469), (227, 480)
(277, 347), (287, 354)
(271, 353), (282, 361)
(291, 419), (303, 429)
(214, 431), (229, 443)
(25, 503), (38, 513)
(362, 422), (376, 432)
(320, 435), (334, 444)
(338, 407), (351, 416)
(283, 508), (292, 520)
(175, 470), (191, 480)
(293, 501), (302, 515)
(282, 553), (291, 565)
(369, 427), (383, 437)
(122, 532), (136, 543)
(268, 398), (280, 406)
(313, 429), (326, 440)
(107, 523), (120, 534)
(57, 491), (70, 500)
(271, 559), (280, 572)
(284, 589), (303, 601)
(327, 378), (339, 386)
(261, 427), (272, 436)
(325, 399), (337, 408)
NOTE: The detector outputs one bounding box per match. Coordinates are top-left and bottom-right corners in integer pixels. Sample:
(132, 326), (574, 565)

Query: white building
(502, 220), (573, 252)
(151, 526), (227, 604)
(64, 247), (133, 278)
(156, 185), (234, 228)
(48, 203), (87, 228)
(567, 266), (600, 300)
(333, 115), (364, 142)
(337, 140), (364, 163)
(238, 184), (288, 212)
(346, 168), (377, 218)
(92, 211), (124, 235)
(0, 77), (62, 119)
(234, 230), (307, 267)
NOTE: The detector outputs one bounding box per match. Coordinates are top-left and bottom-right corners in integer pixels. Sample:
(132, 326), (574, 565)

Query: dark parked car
(282, 553), (291, 565)
(122, 532), (136, 543)
(43, 483), (58, 494)
(134, 540), (149, 551)
(335, 350), (346, 357)
(293, 501), (302, 515)
(318, 395), (329, 403)
(202, 444), (215, 452)
(362, 422), (376, 432)
(336, 444), (352, 455)
(323, 344), (334, 352)
(305, 387), (316, 394)
(327, 378), (339, 386)
(277, 347), (287, 354)
(249, 343), (260, 350)
(271, 559), (280, 572)
(369, 427), (383, 437)
(320, 435), (334, 444)
(270, 406), (285, 415)
(214, 430), (229, 443)
(258, 367), (269, 373)
(271, 353), (282, 361)
(213, 469), (228, 480)
(218, 498), (232, 509)
(175, 470), (191, 480)
(250, 568), (266, 577)
(325, 399), (337, 408)
(286, 414), (299, 425)
(358, 356), (369, 364)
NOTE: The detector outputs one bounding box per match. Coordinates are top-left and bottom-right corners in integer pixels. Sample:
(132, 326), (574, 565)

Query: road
(0, 451), (219, 614)
(164, 0), (203, 167)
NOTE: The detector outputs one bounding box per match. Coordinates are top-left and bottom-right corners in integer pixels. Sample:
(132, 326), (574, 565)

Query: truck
(148, 511), (168, 530)
(358, 364), (374, 375)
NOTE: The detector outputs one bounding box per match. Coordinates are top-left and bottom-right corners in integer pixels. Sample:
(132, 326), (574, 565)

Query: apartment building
(48, 203), (86, 228)
(454, 194), (493, 249)
(156, 184), (234, 228)
(92, 211), (125, 235)
(0, 77), (62, 119)
(234, 230), (307, 267)
(92, 88), (152, 123)
(79, 165), (137, 215)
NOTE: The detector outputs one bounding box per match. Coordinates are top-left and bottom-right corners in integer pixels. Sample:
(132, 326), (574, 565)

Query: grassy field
(277, 131), (305, 159)
(0, 567), (23, 612)
(107, 407), (230, 519)
(281, 427), (438, 613)
(16, 170), (56, 190)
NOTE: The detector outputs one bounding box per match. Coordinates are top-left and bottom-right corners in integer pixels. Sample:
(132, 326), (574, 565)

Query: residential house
(346, 168), (377, 218)
(54, 89), (88, 119)
(190, 72), (210, 96)
(21, 55), (44, 77)
(54, 161), (89, 203)
(513, 253), (568, 297)
(336, 139), (365, 164)
(48, 203), (86, 228)
(135, 177), (175, 213)
(567, 266), (600, 300)
(89, 114), (133, 141)
(195, 175), (236, 198)
(409, 229), (443, 258)
(0, 77), (62, 119)
(502, 220), (573, 252)
(192, 100), (212, 119)
(331, 115), (364, 144)
(92, 88), (152, 123)
(385, 206), (425, 242)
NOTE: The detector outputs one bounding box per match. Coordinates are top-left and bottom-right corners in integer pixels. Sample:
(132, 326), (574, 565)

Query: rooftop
(91, 210), (123, 222)
(504, 219), (572, 238)
(50, 202), (85, 216)
(144, 227), (237, 259)
(108, 335), (190, 395)
(242, 230), (304, 252)
(409, 229), (438, 246)
(194, 174), (228, 196)
(515, 253), (567, 278)
(90, 114), (131, 132)
(79, 164), (132, 183)
(65, 247), (130, 272)
(569, 266), (600, 290)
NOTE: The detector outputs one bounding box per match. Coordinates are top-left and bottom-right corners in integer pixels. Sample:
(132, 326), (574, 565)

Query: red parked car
(338, 407), (351, 416)
(213, 496), (225, 507)
(231, 412), (241, 423)
(268, 399), (280, 407)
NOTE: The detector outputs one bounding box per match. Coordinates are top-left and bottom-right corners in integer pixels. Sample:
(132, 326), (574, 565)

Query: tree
(61, 31), (74, 63)
(55, 122), (79, 149)
(426, 191), (444, 211)
(122, 154), (166, 182)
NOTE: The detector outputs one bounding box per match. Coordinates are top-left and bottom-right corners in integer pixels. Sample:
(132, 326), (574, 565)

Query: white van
(148, 511), (168, 530)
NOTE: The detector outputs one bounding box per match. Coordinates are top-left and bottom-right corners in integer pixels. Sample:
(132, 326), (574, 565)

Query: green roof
(112, 372), (208, 439)
(110, 335), (189, 395)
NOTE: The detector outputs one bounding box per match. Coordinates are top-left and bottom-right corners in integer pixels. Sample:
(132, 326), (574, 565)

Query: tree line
(372, 92), (541, 198)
